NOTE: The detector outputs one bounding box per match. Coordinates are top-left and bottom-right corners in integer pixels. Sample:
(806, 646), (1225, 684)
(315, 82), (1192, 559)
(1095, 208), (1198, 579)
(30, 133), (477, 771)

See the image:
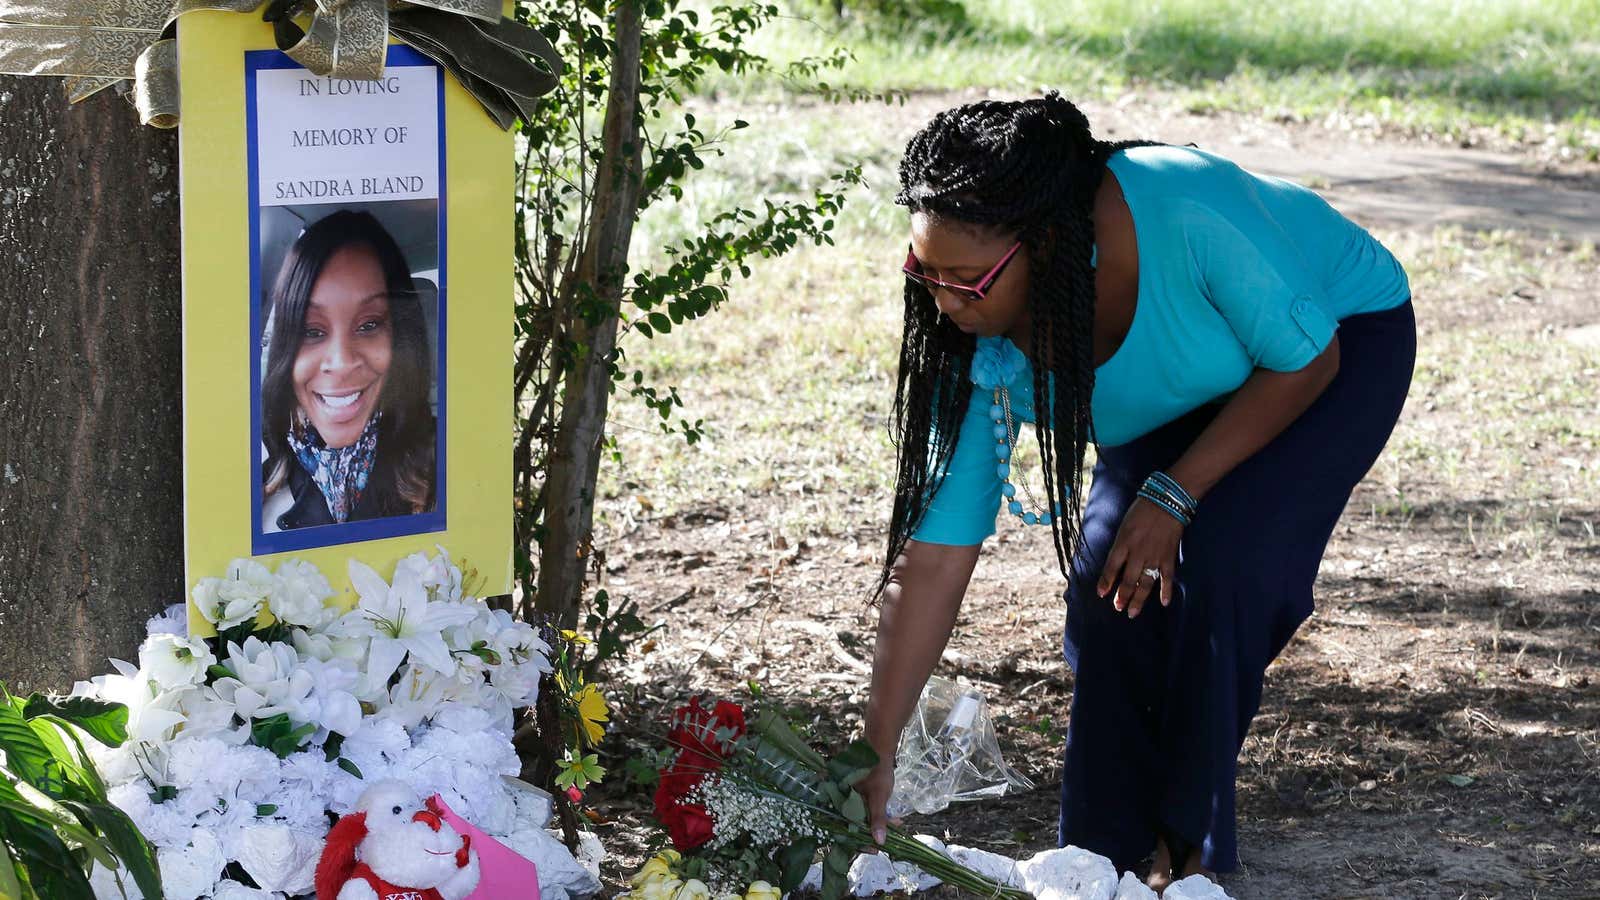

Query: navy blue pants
(1058, 300), (1416, 874)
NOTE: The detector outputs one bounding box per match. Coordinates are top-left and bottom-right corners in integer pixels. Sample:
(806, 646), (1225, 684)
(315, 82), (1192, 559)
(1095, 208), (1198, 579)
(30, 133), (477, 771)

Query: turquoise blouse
(911, 144), (1411, 546)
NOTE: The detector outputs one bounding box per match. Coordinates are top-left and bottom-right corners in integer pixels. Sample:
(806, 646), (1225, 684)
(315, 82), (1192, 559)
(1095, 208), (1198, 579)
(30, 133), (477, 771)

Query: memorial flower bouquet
(632, 697), (1033, 900)
(70, 549), (590, 900)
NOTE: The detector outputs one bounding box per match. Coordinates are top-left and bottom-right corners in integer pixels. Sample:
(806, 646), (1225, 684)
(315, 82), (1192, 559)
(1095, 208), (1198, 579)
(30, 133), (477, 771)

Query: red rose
(668, 698), (746, 761)
(660, 800), (715, 850)
(654, 762), (709, 811)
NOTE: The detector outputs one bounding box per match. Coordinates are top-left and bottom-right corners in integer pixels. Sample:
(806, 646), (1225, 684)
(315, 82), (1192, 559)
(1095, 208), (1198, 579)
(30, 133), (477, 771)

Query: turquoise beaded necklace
(971, 336), (1055, 528)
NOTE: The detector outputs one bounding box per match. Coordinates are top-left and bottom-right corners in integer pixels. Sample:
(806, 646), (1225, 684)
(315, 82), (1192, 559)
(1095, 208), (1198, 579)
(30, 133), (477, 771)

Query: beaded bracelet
(1145, 470), (1197, 512)
(1137, 470), (1197, 526)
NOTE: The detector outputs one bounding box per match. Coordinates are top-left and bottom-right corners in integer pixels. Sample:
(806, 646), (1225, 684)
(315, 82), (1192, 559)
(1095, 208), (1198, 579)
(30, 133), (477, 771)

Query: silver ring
(1141, 567), (1161, 582)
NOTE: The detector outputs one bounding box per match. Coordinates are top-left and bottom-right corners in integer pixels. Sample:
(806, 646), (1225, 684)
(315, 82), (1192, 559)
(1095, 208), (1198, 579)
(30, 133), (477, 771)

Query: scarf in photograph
(288, 412), (381, 524)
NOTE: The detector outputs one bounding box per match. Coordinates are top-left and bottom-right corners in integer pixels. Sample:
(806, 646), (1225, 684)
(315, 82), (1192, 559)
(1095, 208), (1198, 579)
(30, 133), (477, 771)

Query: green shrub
(0, 685), (162, 900)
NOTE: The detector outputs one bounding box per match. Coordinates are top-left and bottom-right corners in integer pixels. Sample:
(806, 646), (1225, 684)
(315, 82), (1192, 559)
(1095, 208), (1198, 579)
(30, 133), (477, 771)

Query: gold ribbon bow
(0, 0), (560, 128)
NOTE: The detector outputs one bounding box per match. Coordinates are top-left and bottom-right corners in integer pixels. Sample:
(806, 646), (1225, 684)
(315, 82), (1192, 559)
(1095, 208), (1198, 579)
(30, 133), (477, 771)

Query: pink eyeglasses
(902, 241), (1022, 303)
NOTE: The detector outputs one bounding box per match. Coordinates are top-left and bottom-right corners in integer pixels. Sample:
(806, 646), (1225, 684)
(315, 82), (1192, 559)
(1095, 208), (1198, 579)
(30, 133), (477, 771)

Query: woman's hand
(1096, 498), (1184, 617)
(858, 758), (897, 849)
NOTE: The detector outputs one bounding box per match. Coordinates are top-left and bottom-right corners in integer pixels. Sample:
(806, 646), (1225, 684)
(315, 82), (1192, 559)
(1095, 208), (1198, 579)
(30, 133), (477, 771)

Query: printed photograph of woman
(257, 206), (441, 543)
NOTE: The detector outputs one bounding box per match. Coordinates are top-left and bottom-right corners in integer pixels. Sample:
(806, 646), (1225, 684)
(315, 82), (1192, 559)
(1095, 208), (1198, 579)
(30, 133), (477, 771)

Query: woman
(860, 93), (1414, 891)
(260, 209), (437, 532)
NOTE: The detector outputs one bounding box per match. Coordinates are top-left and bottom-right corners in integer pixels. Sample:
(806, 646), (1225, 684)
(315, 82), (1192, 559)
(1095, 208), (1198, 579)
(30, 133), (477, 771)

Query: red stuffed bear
(315, 780), (481, 900)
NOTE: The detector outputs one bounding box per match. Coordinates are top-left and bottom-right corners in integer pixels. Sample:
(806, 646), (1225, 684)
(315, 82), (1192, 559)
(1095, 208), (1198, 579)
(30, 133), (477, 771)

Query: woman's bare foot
(1145, 837), (1174, 893)
(1177, 846), (1215, 883)
(1146, 840), (1215, 895)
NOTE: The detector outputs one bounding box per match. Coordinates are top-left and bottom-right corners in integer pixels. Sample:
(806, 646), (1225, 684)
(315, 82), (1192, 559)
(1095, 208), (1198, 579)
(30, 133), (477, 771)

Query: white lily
(82, 659), (189, 745)
(139, 633), (217, 691)
(172, 683), (248, 745)
(333, 559), (477, 684)
(211, 637), (313, 725)
(395, 547), (465, 604)
(375, 663), (449, 730)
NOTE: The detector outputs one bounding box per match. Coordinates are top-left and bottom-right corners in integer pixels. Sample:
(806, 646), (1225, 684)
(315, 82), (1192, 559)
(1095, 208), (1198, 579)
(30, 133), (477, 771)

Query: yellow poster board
(179, 13), (510, 634)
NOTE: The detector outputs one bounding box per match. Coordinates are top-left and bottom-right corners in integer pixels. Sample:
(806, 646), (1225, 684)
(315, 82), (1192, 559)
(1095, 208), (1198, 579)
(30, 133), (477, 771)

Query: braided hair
(875, 91), (1161, 600)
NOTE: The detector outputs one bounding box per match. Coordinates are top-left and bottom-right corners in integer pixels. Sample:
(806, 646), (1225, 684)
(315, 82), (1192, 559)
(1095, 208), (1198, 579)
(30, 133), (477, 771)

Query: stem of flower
(813, 821), (1032, 899)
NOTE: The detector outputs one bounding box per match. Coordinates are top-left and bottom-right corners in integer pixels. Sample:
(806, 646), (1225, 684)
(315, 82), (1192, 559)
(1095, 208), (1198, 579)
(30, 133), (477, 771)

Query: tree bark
(0, 78), (184, 694)
(532, 1), (643, 628)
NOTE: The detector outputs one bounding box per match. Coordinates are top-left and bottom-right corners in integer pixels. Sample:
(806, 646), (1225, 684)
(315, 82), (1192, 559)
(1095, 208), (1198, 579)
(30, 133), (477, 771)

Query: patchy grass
(709, 0), (1600, 158)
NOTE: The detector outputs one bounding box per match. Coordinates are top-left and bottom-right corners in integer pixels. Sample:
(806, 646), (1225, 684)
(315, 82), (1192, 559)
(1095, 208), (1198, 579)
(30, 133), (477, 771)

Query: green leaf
(825, 740), (879, 790)
(22, 696), (128, 748)
(778, 837), (818, 894)
(0, 835), (24, 900)
(840, 790), (867, 825)
(821, 782), (846, 810)
(1, 804), (95, 900)
(338, 758), (363, 779)
(19, 835), (96, 899)
(249, 714), (316, 758)
(62, 800), (163, 900)
(750, 708), (827, 773)
(820, 862), (847, 900)
(0, 699), (61, 791)
(61, 733), (108, 802)
(256, 804), (278, 817)
(821, 843), (853, 899)
(0, 795), (115, 872)
(25, 718), (86, 794)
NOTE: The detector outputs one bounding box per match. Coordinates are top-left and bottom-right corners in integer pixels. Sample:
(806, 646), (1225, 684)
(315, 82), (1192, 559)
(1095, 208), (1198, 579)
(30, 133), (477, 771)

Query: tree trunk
(532, 1), (644, 628)
(0, 78), (184, 694)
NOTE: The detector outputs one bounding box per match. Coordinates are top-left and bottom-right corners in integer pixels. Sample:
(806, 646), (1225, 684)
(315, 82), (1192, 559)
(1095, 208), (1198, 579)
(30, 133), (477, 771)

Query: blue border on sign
(246, 44), (448, 556)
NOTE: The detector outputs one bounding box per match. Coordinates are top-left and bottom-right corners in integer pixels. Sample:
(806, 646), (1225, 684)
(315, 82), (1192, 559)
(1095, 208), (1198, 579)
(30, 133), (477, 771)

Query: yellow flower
(560, 628), (593, 645)
(660, 849), (682, 865)
(630, 855), (673, 888)
(639, 877), (683, 900)
(574, 681), (609, 746)
(743, 882), (781, 900)
(674, 879), (712, 900)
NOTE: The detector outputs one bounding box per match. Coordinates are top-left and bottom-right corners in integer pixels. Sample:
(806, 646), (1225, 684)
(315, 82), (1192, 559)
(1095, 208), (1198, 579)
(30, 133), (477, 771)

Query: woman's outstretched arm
(861, 538), (983, 845)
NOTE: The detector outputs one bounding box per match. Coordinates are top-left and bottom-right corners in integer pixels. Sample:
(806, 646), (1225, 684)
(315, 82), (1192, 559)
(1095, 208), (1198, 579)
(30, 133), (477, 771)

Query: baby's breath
(688, 774), (825, 851)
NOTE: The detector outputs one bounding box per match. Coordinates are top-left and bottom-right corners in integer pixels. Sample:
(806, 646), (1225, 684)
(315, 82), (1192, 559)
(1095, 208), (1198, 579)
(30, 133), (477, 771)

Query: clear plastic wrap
(886, 675), (1035, 818)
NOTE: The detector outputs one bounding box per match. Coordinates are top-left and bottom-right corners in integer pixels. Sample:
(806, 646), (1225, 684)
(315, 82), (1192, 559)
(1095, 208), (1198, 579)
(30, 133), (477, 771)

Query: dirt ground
(578, 92), (1600, 899)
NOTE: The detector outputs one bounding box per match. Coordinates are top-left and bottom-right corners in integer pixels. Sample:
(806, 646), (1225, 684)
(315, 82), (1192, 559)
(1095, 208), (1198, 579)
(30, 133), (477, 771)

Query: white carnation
(193, 559), (277, 631)
(269, 558), (336, 628)
(154, 828), (226, 900)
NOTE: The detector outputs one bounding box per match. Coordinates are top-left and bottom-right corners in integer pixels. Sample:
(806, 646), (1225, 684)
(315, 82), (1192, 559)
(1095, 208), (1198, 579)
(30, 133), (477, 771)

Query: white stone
(1162, 875), (1232, 900)
(1113, 871), (1160, 900)
(505, 777), (555, 830)
(1016, 845), (1120, 900)
(496, 826), (601, 900)
(799, 862), (822, 894)
(847, 835), (945, 895)
(574, 829), (607, 880)
(946, 844), (1026, 888)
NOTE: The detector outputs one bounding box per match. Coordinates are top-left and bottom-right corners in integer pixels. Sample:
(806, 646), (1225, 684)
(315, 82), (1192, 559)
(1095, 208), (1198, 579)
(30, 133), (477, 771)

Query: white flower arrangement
(72, 549), (600, 900)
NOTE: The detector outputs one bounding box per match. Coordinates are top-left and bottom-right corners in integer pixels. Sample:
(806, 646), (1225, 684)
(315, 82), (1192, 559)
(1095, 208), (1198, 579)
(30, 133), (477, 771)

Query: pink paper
(429, 795), (542, 900)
